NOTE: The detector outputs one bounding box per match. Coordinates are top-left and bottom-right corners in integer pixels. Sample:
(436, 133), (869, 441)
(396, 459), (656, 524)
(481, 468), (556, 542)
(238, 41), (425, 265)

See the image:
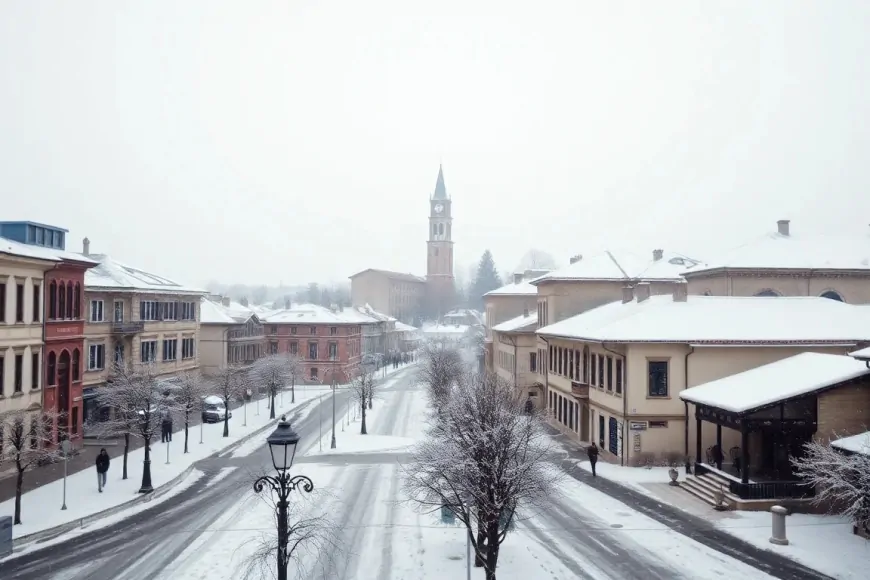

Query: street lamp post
(330, 357), (337, 449)
(253, 418), (314, 580)
(60, 439), (70, 510)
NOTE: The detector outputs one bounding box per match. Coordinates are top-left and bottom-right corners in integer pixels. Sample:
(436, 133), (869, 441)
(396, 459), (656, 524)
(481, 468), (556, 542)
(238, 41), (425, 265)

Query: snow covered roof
(200, 298), (258, 325)
(262, 303), (370, 325)
(531, 250), (699, 285)
(831, 431), (870, 456)
(484, 279), (538, 297)
(679, 353), (870, 413)
(0, 236), (98, 266)
(84, 254), (205, 295)
(682, 224), (870, 276)
(394, 321), (418, 333)
(345, 304), (396, 323)
(849, 346), (870, 361)
(537, 295), (870, 344)
(348, 268), (426, 283)
(422, 323), (470, 335)
(492, 312), (538, 333)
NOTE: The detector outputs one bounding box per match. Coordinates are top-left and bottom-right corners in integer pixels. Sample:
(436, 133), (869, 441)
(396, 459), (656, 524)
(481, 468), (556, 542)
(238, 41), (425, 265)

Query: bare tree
(419, 340), (463, 413)
(792, 436), (870, 532)
(286, 354), (302, 404)
(170, 370), (209, 453)
(210, 365), (251, 437)
(348, 366), (377, 435)
(252, 355), (295, 420)
(403, 372), (561, 580)
(93, 363), (166, 493)
(0, 408), (63, 525)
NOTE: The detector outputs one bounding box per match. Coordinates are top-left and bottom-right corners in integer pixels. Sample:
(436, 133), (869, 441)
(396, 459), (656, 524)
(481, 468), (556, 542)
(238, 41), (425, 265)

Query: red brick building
(262, 305), (362, 384)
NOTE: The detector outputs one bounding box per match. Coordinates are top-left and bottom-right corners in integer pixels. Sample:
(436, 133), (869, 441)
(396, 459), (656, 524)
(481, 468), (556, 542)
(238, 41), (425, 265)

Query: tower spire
(432, 165), (447, 200)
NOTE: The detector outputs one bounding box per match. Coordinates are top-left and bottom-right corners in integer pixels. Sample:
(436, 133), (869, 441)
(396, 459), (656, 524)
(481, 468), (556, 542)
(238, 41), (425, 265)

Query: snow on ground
(205, 467), (238, 489)
(718, 511), (870, 579)
(309, 434), (417, 456)
(577, 461), (675, 494)
(0, 389), (326, 539)
(229, 395), (322, 459)
(0, 467), (205, 563)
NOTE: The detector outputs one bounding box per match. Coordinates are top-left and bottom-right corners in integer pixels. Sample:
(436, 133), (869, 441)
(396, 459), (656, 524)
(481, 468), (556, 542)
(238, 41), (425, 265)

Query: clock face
(434, 204), (444, 214)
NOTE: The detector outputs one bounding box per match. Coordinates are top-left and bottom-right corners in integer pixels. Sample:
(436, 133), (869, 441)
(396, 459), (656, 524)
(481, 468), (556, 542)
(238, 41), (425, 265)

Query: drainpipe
(684, 345), (695, 466)
(602, 343), (627, 466)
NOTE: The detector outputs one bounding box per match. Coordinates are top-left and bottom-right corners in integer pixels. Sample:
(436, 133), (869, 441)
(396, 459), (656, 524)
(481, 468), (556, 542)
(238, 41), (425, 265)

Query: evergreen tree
(470, 250), (502, 309)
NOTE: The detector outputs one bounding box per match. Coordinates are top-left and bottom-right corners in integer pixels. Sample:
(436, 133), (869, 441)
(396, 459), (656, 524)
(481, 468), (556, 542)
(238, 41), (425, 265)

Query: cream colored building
(199, 296), (265, 375)
(537, 284), (870, 466)
(482, 272), (544, 371)
(81, 251), (206, 422)
(0, 242), (53, 417)
(682, 220), (870, 303)
(349, 268), (426, 323)
(491, 311), (541, 405)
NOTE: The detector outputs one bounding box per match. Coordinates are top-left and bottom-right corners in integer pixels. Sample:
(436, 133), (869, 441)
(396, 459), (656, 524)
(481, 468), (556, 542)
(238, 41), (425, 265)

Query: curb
(11, 398), (320, 552)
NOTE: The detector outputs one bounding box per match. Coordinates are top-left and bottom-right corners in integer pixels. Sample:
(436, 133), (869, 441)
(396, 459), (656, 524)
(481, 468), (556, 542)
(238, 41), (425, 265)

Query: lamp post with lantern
(253, 417), (314, 580)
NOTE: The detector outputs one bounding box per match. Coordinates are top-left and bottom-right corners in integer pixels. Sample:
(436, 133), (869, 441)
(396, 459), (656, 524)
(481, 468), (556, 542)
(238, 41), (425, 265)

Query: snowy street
(1, 368), (829, 579)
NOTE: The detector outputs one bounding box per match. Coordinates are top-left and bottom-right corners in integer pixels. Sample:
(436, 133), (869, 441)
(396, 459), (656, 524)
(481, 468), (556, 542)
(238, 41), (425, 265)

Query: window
(649, 420), (668, 428)
(590, 354), (597, 386)
(290, 341), (298, 356)
(820, 290), (844, 302)
(32, 283), (40, 322)
(31, 352), (39, 389)
(72, 407), (79, 435)
(48, 282), (55, 319)
(162, 339), (178, 361)
(181, 302), (196, 320)
(66, 284), (73, 318)
(330, 326), (337, 336)
(73, 283), (81, 318)
(598, 355), (605, 388)
(160, 301), (178, 321)
(47, 351), (56, 384)
(529, 352), (537, 372)
(29, 419), (37, 449)
(35, 227), (44, 244)
(328, 342), (338, 360)
(114, 343), (124, 366)
(114, 300), (124, 323)
(647, 360), (669, 397)
(140, 340), (157, 363)
(310, 367), (318, 380)
(14, 354), (23, 392)
(16, 283), (24, 322)
(182, 338), (195, 359)
(598, 415), (605, 448)
(53, 231), (61, 248)
(140, 301), (159, 321)
(582, 347), (588, 383)
(59, 284), (67, 319)
(291, 326), (297, 335)
(308, 342), (318, 360)
(606, 356), (613, 391)
(754, 289), (780, 297)
(270, 342), (278, 354)
(88, 344), (106, 370)
(90, 300), (105, 322)
(615, 359), (623, 395)
(309, 326), (317, 335)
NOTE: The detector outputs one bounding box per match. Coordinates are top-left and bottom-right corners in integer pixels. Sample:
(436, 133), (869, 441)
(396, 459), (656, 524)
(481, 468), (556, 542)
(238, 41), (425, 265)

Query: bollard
(769, 505), (789, 545)
(0, 516), (12, 558)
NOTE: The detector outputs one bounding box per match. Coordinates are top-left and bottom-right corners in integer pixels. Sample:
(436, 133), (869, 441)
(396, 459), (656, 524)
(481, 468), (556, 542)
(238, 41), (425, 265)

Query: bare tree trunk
(360, 402), (367, 435)
(367, 393), (373, 410)
(183, 412), (190, 454)
(14, 461), (24, 525)
(269, 390), (276, 419)
(485, 521), (501, 580)
(122, 432), (129, 480)
(291, 378), (295, 404)
(475, 528), (486, 567)
(223, 411), (230, 437)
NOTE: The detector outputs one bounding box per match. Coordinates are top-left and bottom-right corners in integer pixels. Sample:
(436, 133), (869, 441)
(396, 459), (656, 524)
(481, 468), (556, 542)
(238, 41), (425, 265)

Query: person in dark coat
(587, 442), (599, 477)
(96, 448), (110, 492)
(524, 398), (534, 415)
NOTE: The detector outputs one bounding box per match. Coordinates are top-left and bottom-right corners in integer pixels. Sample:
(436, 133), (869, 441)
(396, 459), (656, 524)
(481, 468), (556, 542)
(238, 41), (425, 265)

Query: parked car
(201, 395), (232, 423)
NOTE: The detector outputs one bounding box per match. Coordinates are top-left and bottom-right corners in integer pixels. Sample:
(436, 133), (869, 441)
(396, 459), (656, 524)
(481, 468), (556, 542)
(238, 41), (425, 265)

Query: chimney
(82, 237), (90, 256)
(513, 273), (523, 284)
(221, 296), (231, 307)
(777, 219), (790, 236)
(622, 285), (634, 304)
(673, 282), (688, 302)
(636, 282), (651, 303)
(653, 249), (663, 261)
(240, 297), (249, 307)
(570, 254), (582, 265)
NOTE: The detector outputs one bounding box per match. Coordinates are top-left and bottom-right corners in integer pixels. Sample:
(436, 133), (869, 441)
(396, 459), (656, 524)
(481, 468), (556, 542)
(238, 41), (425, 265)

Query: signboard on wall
(633, 433), (642, 453)
(629, 421), (648, 431)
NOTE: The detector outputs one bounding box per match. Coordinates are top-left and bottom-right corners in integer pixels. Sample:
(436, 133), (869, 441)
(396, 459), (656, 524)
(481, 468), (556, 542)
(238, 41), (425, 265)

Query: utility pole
(330, 356), (337, 449)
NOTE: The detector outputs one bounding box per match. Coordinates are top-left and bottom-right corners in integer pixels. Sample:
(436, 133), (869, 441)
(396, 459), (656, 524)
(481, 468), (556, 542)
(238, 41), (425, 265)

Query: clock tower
(426, 165), (455, 317)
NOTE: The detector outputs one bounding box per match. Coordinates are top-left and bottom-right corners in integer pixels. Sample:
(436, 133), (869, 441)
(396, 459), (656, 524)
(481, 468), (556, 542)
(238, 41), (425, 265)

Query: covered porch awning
(680, 352), (870, 499)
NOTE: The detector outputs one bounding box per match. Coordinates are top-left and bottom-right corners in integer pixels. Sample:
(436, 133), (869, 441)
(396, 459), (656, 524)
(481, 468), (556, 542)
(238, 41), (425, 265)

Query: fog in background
(2, 0), (869, 287)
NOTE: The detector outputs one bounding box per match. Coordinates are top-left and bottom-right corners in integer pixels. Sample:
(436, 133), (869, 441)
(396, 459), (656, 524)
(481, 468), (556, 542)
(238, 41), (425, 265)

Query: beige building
(199, 296), (266, 375)
(0, 241), (54, 417)
(537, 284), (870, 468)
(482, 272), (545, 371)
(491, 311), (541, 405)
(81, 251), (206, 423)
(682, 220), (870, 303)
(349, 269), (426, 324)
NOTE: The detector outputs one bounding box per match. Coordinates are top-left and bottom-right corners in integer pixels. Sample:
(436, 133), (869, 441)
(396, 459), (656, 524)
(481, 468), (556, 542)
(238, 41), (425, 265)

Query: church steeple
(432, 165), (447, 200)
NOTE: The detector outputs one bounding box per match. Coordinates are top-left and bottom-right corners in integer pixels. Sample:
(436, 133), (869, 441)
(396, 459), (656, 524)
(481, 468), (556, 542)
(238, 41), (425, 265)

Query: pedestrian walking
(161, 407), (172, 443)
(587, 442), (599, 477)
(96, 448), (110, 492)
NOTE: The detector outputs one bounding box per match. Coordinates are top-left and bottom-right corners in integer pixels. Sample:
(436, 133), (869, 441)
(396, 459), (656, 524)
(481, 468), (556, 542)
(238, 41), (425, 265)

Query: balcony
(110, 322), (145, 335)
(570, 381), (589, 398)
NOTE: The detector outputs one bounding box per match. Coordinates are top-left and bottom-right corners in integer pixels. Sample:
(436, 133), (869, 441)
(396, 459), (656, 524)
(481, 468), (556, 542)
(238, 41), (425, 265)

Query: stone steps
(681, 471), (740, 508)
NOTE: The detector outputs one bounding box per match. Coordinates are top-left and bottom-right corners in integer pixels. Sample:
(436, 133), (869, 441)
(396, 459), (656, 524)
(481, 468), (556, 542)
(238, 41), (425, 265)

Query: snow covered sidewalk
(0, 387), (330, 540)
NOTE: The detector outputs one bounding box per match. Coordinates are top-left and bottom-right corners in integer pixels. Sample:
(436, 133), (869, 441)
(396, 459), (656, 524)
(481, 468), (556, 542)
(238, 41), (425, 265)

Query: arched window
(49, 281), (57, 319)
(66, 283), (74, 318)
(73, 283), (81, 318)
(58, 283), (66, 319)
(820, 290), (844, 302)
(48, 351), (57, 385)
(754, 289), (780, 297)
(72, 349), (80, 381)
(431, 223), (437, 237)
(438, 223), (444, 235)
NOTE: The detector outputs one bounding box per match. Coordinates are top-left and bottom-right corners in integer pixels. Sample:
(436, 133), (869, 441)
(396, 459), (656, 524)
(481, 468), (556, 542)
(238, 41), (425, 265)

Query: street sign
(0, 516), (12, 558)
(440, 505), (456, 524)
(61, 439), (71, 455)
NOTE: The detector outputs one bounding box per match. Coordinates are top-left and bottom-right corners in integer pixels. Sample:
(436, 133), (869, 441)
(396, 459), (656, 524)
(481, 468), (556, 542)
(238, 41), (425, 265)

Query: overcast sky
(2, 1), (869, 287)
